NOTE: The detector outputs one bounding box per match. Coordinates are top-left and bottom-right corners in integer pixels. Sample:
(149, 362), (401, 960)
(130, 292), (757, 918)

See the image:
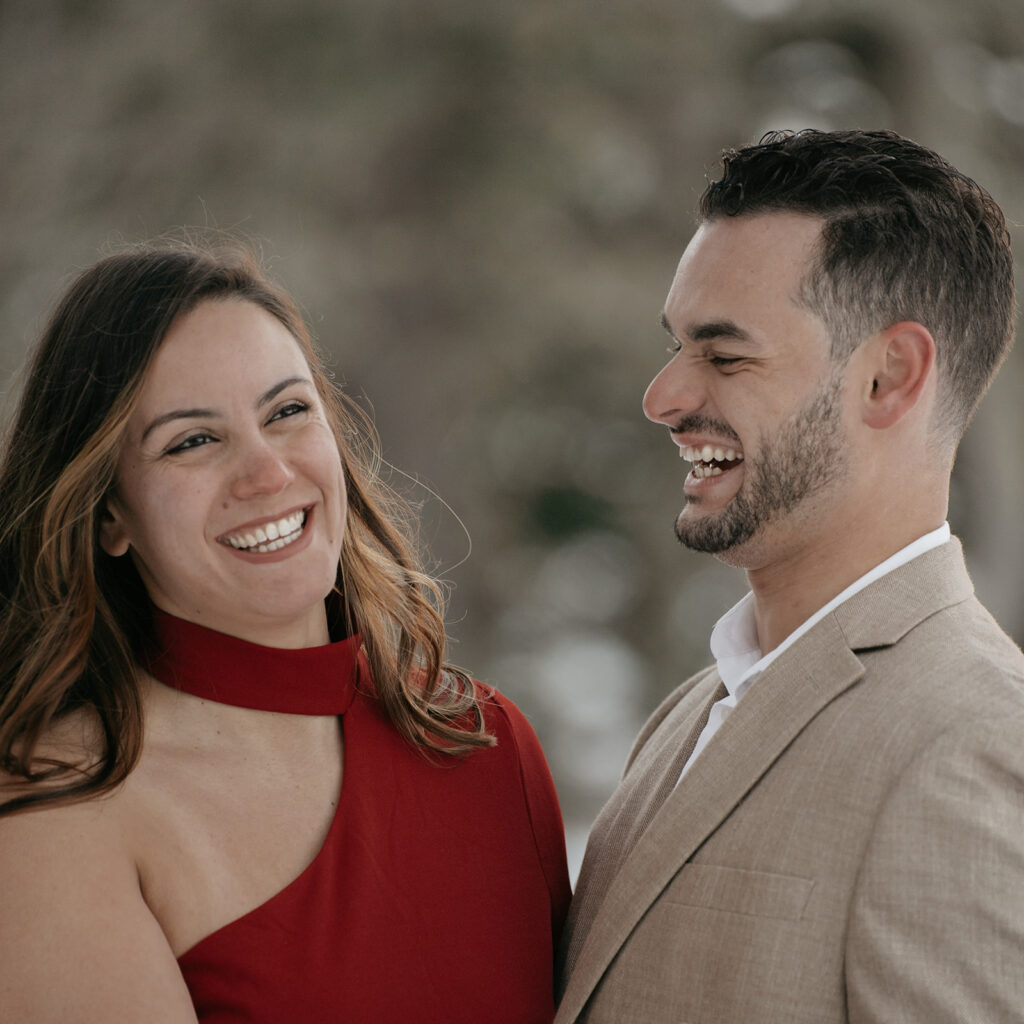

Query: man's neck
(746, 513), (948, 654)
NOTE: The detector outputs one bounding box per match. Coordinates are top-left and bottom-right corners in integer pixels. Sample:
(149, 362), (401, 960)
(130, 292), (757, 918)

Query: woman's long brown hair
(0, 239), (492, 819)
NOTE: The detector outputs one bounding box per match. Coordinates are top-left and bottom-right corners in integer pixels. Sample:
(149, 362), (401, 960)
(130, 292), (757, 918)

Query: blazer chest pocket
(663, 863), (814, 921)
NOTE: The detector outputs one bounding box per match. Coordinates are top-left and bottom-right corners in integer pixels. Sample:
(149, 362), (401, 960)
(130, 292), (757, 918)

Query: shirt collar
(709, 523), (951, 698)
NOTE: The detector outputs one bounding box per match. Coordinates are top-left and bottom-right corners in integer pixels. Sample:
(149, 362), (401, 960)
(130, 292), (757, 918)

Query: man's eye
(167, 433), (216, 455)
(269, 401), (309, 422)
(708, 354), (743, 367)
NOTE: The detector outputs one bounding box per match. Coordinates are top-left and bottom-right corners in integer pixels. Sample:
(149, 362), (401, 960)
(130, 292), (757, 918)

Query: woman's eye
(166, 433), (216, 455)
(269, 400), (309, 423)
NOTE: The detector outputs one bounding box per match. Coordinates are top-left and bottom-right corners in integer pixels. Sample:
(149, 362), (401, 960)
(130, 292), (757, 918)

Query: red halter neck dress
(146, 613), (571, 1023)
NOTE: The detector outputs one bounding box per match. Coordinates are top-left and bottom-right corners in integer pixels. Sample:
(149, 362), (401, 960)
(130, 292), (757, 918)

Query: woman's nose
(231, 442), (295, 499)
(642, 357), (704, 426)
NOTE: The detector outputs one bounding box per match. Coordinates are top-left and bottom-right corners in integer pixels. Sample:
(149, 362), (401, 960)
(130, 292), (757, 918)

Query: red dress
(146, 614), (571, 1023)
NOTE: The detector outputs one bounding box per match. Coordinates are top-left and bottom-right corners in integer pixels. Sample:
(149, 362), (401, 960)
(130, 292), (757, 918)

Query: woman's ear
(860, 321), (936, 431)
(98, 497), (131, 557)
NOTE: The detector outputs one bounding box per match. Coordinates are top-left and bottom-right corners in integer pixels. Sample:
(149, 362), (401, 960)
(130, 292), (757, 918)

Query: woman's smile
(219, 506), (310, 554)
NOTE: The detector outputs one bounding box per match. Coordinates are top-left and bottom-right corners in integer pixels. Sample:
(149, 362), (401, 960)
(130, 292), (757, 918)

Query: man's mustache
(669, 415), (742, 445)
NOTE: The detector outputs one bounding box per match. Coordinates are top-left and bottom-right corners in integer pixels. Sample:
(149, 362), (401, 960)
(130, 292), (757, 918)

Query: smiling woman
(0, 240), (570, 1023)
(99, 298), (350, 650)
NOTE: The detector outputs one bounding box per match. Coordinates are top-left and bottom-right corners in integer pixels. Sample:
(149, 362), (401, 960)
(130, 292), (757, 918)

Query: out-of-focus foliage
(2, 0), (1022, 874)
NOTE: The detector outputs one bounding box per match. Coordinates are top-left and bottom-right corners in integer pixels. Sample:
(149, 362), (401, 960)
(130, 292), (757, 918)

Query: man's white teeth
(679, 444), (743, 463)
(678, 444), (743, 479)
(224, 511), (305, 553)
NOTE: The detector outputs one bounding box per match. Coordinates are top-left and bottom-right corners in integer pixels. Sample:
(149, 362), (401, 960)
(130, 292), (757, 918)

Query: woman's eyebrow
(140, 407), (216, 443)
(139, 377), (313, 443)
(256, 376), (312, 408)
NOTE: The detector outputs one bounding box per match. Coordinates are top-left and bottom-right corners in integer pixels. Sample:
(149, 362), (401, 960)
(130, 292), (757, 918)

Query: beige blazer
(556, 539), (1024, 1023)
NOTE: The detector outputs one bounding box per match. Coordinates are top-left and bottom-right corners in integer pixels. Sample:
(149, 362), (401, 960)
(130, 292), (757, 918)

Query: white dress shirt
(677, 523), (952, 782)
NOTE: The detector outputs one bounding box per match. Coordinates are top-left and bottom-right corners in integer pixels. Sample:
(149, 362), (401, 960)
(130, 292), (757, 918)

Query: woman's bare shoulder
(0, 721), (199, 1022)
(0, 707), (147, 923)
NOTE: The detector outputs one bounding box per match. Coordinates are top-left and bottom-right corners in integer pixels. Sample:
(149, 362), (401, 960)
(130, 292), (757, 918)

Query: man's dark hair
(699, 129), (1016, 444)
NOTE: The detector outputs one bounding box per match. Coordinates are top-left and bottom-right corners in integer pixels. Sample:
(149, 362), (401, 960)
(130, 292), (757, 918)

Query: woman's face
(101, 298), (347, 648)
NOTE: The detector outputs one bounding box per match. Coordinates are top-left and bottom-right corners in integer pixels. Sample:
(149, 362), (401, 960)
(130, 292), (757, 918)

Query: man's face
(644, 212), (854, 569)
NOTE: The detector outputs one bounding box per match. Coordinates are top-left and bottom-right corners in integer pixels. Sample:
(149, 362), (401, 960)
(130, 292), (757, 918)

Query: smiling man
(556, 130), (1024, 1023)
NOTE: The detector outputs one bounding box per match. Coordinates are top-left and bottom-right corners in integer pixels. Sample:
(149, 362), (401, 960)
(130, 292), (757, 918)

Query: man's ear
(860, 321), (936, 430)
(98, 496), (131, 557)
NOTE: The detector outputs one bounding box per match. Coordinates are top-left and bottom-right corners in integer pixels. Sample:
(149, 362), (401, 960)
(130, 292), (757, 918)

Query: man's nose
(642, 357), (705, 425)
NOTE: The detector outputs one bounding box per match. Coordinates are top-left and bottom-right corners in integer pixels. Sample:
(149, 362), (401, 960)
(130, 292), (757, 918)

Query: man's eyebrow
(139, 377), (313, 443)
(659, 312), (752, 344)
(689, 320), (751, 343)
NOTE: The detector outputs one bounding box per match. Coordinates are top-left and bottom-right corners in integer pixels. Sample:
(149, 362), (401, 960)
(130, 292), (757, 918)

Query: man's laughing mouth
(679, 444), (744, 480)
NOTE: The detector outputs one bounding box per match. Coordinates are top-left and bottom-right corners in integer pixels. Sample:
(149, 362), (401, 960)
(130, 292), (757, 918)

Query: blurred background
(2, 0), (1022, 879)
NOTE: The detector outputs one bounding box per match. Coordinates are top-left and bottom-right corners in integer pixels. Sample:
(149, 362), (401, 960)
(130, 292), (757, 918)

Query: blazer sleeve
(845, 707), (1024, 1023)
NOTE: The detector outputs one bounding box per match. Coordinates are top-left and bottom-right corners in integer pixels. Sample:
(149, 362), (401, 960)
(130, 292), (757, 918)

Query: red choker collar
(143, 611), (361, 716)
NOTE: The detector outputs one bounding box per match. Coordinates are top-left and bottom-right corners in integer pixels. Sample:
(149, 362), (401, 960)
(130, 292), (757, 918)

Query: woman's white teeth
(224, 511), (305, 552)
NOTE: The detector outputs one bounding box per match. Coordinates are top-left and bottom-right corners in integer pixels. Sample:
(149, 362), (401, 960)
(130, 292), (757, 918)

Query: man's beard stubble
(675, 371), (849, 554)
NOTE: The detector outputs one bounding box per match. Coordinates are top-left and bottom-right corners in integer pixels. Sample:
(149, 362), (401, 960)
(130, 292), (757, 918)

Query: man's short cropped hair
(699, 129), (1016, 444)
